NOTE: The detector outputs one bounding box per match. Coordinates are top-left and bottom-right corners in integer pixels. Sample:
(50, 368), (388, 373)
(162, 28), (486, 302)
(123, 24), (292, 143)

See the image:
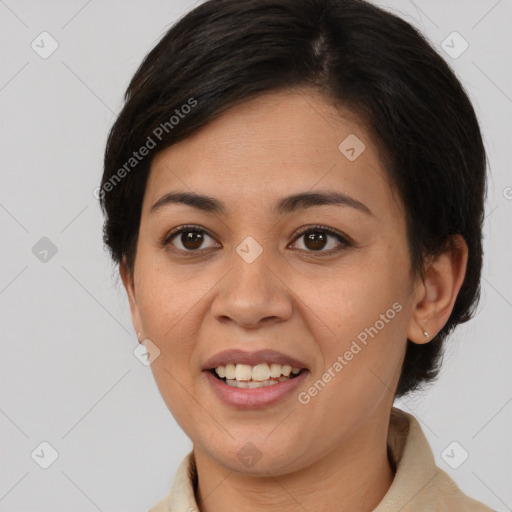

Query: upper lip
(202, 349), (309, 370)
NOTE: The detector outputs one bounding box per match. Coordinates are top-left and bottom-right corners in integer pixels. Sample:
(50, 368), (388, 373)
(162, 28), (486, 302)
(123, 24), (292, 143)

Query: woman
(99, 0), (493, 510)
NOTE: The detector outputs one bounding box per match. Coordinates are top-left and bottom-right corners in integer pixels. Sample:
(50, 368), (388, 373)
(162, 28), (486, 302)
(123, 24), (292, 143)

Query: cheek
(134, 254), (225, 384)
(135, 264), (206, 419)
(298, 277), (408, 425)
(293, 252), (410, 390)
(135, 252), (204, 333)
(297, 257), (406, 338)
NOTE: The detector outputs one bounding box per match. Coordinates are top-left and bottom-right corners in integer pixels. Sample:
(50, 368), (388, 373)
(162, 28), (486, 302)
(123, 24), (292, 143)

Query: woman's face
(122, 88), (425, 474)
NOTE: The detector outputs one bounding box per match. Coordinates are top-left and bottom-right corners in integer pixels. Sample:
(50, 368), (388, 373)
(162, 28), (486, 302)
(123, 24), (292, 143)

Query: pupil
(305, 231), (327, 251)
(183, 230), (203, 250)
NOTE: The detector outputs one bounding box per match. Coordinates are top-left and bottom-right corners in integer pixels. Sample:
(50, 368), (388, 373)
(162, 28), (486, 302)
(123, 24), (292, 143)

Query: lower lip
(203, 370), (309, 409)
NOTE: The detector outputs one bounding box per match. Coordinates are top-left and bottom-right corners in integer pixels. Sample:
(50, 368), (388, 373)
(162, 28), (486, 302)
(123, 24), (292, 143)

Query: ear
(120, 256), (144, 341)
(407, 234), (468, 344)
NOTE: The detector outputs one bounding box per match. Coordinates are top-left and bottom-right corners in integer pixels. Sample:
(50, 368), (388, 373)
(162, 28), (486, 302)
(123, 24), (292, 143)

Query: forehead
(145, 88), (402, 221)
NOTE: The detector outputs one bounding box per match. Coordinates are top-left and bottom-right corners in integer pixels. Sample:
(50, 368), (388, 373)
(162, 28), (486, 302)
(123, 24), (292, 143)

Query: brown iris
(181, 230), (204, 250)
(303, 231), (327, 251)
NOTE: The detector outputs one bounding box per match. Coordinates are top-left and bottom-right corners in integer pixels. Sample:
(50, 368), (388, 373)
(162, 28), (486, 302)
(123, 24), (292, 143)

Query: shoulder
(145, 450), (196, 512)
(434, 468), (495, 511)
(385, 408), (495, 511)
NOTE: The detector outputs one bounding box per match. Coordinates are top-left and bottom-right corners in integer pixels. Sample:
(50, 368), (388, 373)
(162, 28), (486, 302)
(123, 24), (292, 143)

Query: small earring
(423, 331), (429, 339)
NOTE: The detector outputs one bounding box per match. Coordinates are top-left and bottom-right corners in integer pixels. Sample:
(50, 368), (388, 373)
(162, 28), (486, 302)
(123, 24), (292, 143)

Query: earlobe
(407, 235), (468, 345)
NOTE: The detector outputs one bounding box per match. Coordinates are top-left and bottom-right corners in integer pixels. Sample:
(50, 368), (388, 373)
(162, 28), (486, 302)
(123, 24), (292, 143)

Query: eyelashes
(291, 225), (351, 254)
(161, 224), (352, 257)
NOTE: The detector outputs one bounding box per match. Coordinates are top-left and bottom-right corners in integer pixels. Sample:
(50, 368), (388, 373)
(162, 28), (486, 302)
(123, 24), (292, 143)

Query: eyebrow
(150, 190), (373, 217)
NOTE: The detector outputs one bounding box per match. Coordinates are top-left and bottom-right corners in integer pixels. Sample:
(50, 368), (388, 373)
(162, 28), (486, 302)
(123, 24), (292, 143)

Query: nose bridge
(211, 237), (293, 327)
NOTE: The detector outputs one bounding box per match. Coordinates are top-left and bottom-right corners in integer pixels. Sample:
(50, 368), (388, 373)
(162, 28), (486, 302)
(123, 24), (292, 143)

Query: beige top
(148, 407), (494, 511)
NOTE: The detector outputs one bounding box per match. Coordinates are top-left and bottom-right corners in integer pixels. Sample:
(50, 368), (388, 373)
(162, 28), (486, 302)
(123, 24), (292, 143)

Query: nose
(210, 247), (293, 329)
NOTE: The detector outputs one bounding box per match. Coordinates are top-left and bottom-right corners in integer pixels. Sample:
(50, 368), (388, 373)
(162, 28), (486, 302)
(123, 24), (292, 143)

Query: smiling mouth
(209, 368), (306, 388)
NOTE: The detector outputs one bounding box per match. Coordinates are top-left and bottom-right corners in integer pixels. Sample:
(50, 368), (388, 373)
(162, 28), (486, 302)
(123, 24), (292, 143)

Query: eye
(289, 225), (351, 255)
(162, 224), (351, 255)
(162, 225), (220, 252)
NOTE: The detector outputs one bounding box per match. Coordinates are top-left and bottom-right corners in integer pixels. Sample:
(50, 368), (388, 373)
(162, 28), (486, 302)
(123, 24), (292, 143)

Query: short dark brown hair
(100, 0), (487, 398)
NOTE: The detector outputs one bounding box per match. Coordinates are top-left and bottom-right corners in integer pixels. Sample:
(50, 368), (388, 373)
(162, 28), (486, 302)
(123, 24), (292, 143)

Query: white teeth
(235, 364), (253, 381)
(252, 363), (270, 381)
(215, 365), (226, 378)
(224, 363), (236, 380)
(269, 363), (282, 378)
(214, 363), (302, 382)
(225, 379), (280, 389)
(281, 365), (292, 377)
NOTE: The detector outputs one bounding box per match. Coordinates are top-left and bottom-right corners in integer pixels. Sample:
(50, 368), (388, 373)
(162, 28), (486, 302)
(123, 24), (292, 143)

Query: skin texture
(121, 88), (468, 512)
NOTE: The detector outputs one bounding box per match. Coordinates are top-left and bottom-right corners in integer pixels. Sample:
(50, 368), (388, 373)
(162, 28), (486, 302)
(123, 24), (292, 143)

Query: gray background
(1, 0), (511, 510)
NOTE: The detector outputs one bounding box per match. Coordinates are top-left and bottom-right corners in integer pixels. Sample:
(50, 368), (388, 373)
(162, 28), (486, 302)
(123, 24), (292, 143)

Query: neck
(193, 409), (395, 512)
